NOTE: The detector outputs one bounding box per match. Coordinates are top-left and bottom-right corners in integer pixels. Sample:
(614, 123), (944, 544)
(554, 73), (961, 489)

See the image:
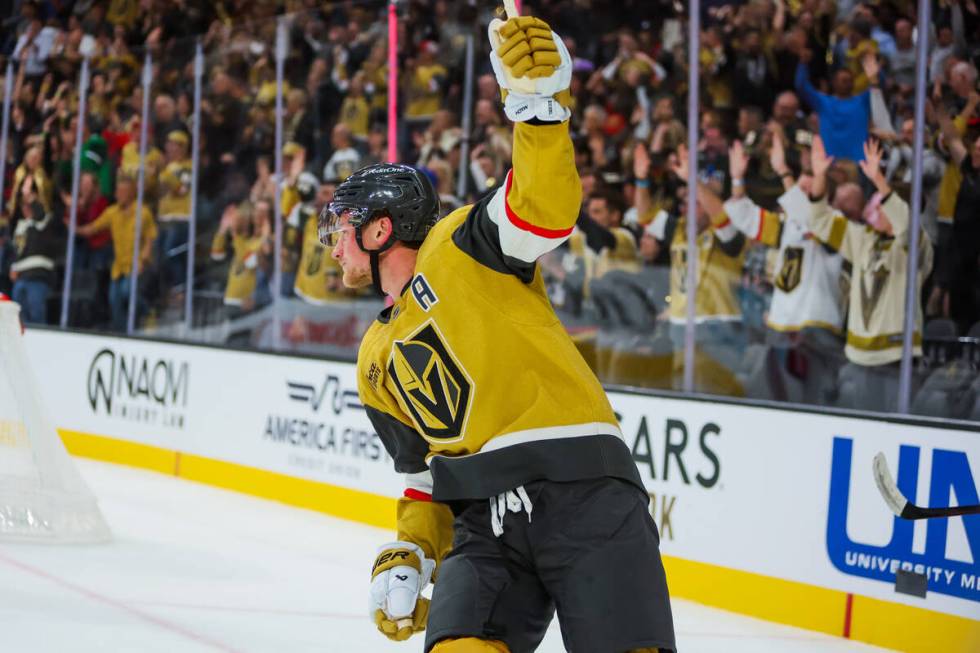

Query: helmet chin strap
(355, 227), (397, 297)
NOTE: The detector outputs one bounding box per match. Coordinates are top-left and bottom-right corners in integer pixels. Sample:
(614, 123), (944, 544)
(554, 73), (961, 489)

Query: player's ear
(374, 216), (394, 245)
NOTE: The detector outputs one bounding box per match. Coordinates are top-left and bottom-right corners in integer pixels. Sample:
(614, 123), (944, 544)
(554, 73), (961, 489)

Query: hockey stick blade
(872, 452), (908, 516)
(873, 452), (980, 520)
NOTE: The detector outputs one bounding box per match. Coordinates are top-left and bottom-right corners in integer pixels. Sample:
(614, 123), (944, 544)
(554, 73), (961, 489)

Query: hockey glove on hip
(488, 14), (572, 123)
(369, 541), (435, 641)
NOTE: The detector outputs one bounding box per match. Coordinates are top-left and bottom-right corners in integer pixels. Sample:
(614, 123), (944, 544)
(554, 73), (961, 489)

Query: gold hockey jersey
(120, 142), (163, 200)
(666, 214), (746, 324)
(356, 122), (642, 517)
(290, 203), (347, 304)
(810, 193), (933, 366)
(211, 230), (262, 306)
(158, 158), (193, 221)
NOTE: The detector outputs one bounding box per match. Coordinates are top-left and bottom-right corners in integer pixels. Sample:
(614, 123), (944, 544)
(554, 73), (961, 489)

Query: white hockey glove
(488, 13), (572, 123)
(369, 541), (435, 641)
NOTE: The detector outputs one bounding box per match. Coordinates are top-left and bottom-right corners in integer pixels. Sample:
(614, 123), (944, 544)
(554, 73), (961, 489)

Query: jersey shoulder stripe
(449, 192), (537, 283)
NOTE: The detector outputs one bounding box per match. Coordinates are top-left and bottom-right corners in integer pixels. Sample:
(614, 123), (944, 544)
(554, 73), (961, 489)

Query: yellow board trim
(178, 453), (396, 530)
(59, 429), (980, 652)
(662, 555), (846, 636)
(60, 429), (177, 475)
(59, 429), (397, 530)
(850, 593), (980, 653)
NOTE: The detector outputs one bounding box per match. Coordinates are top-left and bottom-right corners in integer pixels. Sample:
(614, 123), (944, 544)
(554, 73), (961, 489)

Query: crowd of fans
(1, 0), (979, 416)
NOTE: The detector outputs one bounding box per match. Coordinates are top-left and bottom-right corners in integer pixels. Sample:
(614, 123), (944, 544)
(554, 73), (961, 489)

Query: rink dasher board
(21, 328), (980, 653)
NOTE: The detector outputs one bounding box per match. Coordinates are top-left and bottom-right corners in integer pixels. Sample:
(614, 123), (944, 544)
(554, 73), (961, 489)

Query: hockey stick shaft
(872, 452), (980, 520)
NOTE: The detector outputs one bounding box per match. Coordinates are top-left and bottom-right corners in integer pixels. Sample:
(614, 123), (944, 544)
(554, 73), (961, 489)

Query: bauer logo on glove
(369, 541), (435, 642)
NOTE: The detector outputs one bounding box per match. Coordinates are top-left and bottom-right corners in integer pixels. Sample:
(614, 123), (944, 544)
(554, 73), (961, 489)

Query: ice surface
(0, 459), (892, 652)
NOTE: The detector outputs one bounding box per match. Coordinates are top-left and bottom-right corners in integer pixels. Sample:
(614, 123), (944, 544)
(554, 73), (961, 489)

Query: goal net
(0, 298), (111, 543)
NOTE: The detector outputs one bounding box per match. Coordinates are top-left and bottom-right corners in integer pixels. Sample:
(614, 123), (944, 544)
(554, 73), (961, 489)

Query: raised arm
(863, 52), (896, 134)
(794, 52), (824, 111)
(632, 141), (653, 221)
(719, 140), (783, 246)
(952, 0), (968, 55)
(935, 100), (969, 167)
(808, 136), (868, 261)
(671, 143), (743, 254)
(768, 129), (796, 192)
(490, 121), (581, 260)
(483, 13), (579, 263)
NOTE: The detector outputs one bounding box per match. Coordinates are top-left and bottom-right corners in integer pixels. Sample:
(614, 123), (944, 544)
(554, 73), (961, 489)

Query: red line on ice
(0, 548), (243, 653)
(842, 592), (854, 638)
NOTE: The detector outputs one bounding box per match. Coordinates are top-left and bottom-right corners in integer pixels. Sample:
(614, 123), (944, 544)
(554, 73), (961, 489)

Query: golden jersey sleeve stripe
(503, 170), (574, 239)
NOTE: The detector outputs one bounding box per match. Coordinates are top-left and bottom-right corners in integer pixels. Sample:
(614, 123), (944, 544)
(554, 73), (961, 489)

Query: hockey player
(319, 12), (674, 653)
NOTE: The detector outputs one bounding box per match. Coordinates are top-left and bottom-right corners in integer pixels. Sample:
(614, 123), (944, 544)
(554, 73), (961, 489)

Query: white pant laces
(489, 485), (533, 537)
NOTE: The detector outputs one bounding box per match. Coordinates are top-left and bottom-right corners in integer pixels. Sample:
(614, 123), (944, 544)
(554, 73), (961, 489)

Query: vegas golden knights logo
(672, 245), (688, 293)
(388, 321), (472, 442)
(860, 264), (890, 330)
(776, 247), (804, 293)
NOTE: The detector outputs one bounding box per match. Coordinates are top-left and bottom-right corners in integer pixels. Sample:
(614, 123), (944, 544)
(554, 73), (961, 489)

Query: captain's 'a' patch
(388, 320), (472, 443)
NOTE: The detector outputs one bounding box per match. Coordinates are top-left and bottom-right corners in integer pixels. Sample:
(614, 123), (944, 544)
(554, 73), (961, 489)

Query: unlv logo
(388, 321), (473, 443)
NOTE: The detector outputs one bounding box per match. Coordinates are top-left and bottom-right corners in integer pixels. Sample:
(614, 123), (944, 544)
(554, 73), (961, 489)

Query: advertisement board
(608, 393), (980, 623)
(25, 329), (400, 499)
(22, 329), (980, 638)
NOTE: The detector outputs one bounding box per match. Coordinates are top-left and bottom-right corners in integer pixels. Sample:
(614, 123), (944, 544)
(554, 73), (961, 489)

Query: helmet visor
(318, 204), (369, 246)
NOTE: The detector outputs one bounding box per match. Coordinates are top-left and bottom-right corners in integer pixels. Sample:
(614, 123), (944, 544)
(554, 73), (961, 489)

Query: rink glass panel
(14, 5), (975, 422)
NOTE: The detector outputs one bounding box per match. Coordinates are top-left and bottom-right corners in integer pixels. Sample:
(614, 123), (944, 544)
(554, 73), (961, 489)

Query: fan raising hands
(858, 138), (891, 196)
(809, 135), (834, 199)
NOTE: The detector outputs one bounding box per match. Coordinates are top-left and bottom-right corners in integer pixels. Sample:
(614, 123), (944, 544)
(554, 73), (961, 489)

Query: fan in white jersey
(720, 137), (848, 404)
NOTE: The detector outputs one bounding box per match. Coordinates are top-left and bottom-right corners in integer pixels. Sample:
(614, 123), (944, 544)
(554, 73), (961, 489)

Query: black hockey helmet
(317, 163), (440, 295)
(318, 163), (440, 247)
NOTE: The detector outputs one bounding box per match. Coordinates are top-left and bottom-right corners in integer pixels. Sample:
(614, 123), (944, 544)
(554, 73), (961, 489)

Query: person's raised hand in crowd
(218, 203), (237, 235)
(728, 139), (749, 197)
(669, 143), (690, 181)
(809, 134), (834, 199)
(932, 77), (944, 103)
(470, 142), (486, 162)
(651, 120), (672, 154)
(769, 129), (794, 190)
(966, 90), (980, 117)
(288, 147), (306, 183)
(858, 138), (890, 197)
(633, 141), (651, 181)
(60, 191), (73, 223)
(633, 141), (653, 218)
